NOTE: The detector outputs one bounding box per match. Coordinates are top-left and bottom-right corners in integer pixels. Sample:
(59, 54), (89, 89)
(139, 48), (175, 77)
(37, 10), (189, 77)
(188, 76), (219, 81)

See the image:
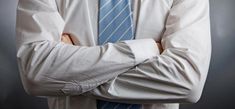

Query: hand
(61, 33), (74, 45)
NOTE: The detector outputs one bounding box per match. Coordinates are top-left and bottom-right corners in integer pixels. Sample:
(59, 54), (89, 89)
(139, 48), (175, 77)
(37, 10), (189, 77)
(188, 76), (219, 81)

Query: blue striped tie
(98, 0), (134, 45)
(97, 0), (141, 109)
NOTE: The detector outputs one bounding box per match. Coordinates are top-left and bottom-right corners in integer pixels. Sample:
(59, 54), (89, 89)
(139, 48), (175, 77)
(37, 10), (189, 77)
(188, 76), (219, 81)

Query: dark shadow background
(0, 0), (234, 109)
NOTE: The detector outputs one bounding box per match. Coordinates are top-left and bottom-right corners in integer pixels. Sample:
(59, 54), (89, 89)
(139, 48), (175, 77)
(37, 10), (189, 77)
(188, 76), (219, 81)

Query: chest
(55, 0), (173, 45)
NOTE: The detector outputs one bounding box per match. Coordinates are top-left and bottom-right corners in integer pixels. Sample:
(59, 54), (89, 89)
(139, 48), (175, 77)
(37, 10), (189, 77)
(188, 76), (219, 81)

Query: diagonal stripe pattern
(97, 0), (141, 109)
(98, 0), (135, 45)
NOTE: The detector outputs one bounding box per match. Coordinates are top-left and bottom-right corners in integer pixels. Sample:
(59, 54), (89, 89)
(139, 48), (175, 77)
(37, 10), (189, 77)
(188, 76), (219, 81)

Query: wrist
(123, 39), (160, 65)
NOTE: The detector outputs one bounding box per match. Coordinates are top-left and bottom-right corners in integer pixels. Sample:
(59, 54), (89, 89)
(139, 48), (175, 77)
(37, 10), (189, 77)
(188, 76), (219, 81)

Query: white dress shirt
(16, 0), (211, 109)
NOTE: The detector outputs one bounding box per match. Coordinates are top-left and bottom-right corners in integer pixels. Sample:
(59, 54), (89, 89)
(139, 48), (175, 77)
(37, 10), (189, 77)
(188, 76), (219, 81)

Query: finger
(61, 36), (72, 44)
(156, 43), (163, 53)
(61, 34), (74, 45)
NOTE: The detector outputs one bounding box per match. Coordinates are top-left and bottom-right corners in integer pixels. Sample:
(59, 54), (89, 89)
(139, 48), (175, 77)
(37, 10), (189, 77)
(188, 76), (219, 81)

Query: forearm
(16, 0), (160, 96)
(87, 51), (210, 104)
(17, 38), (160, 96)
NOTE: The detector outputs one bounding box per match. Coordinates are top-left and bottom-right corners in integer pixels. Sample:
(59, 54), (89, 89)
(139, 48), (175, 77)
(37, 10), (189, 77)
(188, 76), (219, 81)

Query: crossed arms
(16, 0), (211, 104)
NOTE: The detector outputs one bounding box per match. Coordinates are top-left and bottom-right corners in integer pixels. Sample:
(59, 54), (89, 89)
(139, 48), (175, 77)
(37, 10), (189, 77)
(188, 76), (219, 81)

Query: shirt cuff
(123, 39), (160, 65)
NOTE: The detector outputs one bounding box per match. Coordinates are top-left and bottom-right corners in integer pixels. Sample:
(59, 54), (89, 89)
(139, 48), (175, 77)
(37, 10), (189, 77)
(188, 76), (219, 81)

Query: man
(16, 0), (211, 109)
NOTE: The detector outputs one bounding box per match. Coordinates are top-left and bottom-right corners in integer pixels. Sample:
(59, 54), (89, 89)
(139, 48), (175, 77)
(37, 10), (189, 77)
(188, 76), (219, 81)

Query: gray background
(0, 0), (235, 109)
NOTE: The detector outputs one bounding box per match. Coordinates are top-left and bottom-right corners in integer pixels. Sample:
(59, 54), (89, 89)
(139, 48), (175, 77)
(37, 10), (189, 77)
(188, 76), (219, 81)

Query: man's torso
(47, 0), (179, 109)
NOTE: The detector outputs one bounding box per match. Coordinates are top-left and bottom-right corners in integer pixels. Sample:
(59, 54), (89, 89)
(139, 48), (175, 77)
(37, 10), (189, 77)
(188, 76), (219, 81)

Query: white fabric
(16, 0), (211, 109)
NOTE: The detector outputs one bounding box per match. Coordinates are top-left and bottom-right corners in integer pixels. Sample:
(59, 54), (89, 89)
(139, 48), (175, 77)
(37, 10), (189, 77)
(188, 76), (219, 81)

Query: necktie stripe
(106, 13), (132, 37)
(99, 4), (130, 36)
(99, 10), (131, 42)
(101, 13), (132, 44)
(117, 24), (133, 41)
(99, 0), (112, 10)
(99, 0), (123, 18)
(99, 11), (131, 42)
(99, 0), (125, 23)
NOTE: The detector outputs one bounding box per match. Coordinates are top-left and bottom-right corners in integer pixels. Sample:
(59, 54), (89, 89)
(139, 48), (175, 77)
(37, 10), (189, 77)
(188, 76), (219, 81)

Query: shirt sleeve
(87, 0), (212, 103)
(16, 0), (160, 96)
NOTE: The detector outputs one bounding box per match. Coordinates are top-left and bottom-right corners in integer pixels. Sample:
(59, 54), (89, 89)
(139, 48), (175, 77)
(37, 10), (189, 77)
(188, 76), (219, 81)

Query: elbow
(17, 42), (61, 96)
(21, 72), (66, 96)
(184, 84), (203, 103)
(21, 74), (84, 96)
(21, 73), (50, 96)
(182, 71), (206, 103)
(17, 46), (48, 96)
(181, 59), (208, 103)
(20, 77), (41, 96)
(23, 80), (42, 96)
